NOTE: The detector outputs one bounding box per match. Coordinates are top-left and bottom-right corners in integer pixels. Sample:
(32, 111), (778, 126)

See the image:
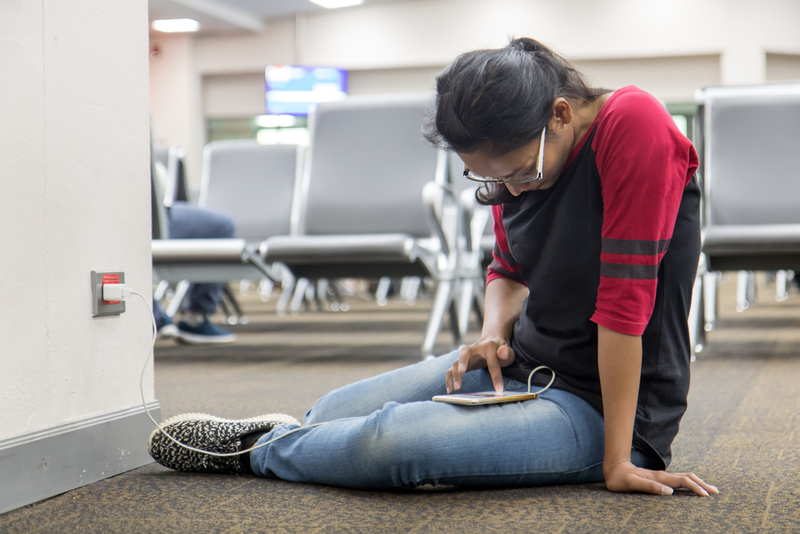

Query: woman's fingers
(496, 345), (515, 365)
(627, 474), (675, 496)
(606, 463), (718, 497)
(656, 472), (719, 496)
(448, 342), (507, 393)
(448, 347), (473, 392)
(485, 351), (503, 393)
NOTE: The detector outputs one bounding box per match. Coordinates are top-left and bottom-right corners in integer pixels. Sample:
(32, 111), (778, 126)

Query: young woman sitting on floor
(148, 38), (717, 497)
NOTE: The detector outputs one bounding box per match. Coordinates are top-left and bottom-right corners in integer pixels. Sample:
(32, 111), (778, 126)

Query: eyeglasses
(463, 126), (546, 184)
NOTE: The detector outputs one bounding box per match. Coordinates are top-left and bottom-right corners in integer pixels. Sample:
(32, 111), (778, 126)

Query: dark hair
(424, 37), (609, 205)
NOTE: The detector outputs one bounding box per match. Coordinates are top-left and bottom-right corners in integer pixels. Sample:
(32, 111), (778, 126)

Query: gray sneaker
(148, 412), (301, 474)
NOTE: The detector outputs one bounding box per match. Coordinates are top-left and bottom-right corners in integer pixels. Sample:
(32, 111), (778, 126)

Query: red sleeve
(486, 204), (527, 286)
(590, 88), (699, 335)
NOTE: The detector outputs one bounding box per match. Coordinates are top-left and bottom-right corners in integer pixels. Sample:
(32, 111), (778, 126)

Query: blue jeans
(250, 350), (655, 489)
(167, 201), (235, 316)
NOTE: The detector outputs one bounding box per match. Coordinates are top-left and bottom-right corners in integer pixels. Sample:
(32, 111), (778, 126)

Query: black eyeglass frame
(463, 126), (547, 184)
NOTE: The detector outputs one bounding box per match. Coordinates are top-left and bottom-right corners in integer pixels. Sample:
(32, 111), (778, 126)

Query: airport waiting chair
(153, 144), (190, 207)
(150, 147), (287, 321)
(197, 140), (302, 313)
(259, 94), (460, 358)
(200, 141), (301, 244)
(694, 82), (800, 350)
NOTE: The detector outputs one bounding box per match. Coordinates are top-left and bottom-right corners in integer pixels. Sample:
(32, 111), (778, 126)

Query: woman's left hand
(604, 461), (719, 496)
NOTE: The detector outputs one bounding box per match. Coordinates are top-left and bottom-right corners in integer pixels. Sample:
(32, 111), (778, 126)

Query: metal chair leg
(290, 278), (310, 315)
(223, 283), (247, 324)
(239, 279), (252, 296)
(376, 277), (392, 306)
(776, 270), (789, 302)
(218, 294), (237, 325)
(457, 278), (475, 338)
(258, 278), (274, 302)
(703, 272), (718, 331)
(276, 277), (295, 317)
(153, 280), (170, 302)
(688, 270), (705, 359)
(421, 280), (455, 359)
(448, 299), (461, 347)
(736, 270), (756, 312)
(165, 280), (191, 319)
(400, 277), (421, 305)
(472, 280), (485, 328)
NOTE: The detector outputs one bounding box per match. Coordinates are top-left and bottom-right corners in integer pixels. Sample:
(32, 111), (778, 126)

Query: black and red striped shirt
(489, 86), (700, 468)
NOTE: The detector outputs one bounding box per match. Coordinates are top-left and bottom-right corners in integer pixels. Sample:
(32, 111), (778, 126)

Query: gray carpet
(2, 277), (800, 533)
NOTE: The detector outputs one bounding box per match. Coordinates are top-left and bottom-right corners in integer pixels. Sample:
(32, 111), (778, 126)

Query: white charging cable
(526, 365), (556, 395)
(103, 283), (326, 458)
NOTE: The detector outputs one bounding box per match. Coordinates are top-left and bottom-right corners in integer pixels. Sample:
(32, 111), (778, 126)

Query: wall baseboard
(0, 401), (161, 515)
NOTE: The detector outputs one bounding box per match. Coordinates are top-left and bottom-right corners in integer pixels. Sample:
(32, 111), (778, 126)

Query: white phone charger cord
(128, 289), (327, 459)
(526, 365), (556, 395)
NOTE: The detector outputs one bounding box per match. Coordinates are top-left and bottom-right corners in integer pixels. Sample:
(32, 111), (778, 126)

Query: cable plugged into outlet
(91, 270), (127, 316)
(102, 283), (132, 302)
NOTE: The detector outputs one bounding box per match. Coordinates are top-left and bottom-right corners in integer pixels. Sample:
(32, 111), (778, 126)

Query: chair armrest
(703, 224), (800, 254)
(151, 239), (247, 262)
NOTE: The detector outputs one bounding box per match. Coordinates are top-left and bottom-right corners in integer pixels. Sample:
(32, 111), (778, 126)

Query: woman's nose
(505, 182), (525, 196)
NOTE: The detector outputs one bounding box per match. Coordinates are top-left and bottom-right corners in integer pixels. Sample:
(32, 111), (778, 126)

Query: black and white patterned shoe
(148, 412), (301, 474)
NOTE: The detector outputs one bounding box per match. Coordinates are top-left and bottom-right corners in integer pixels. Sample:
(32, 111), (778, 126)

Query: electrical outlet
(91, 270), (126, 317)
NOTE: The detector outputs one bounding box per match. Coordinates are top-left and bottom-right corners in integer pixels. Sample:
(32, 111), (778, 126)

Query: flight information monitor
(265, 65), (348, 116)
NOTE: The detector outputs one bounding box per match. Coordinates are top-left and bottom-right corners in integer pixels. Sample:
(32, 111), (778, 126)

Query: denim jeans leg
(167, 202), (236, 316)
(304, 350), (523, 424)
(251, 350), (612, 489)
(251, 387), (608, 489)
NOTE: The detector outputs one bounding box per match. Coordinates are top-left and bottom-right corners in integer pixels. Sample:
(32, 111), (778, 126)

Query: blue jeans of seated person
(167, 201), (236, 316)
(250, 350), (657, 490)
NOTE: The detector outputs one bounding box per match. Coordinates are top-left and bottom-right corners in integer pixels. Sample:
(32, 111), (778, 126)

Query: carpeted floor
(2, 276), (800, 533)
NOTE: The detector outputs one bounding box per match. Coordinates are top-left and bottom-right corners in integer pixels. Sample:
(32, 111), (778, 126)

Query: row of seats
(689, 81), (800, 354)
(152, 81), (800, 360)
(151, 94), (491, 359)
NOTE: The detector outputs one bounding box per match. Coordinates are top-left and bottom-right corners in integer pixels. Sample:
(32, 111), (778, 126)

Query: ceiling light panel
(310, 0), (365, 9)
(151, 18), (201, 32)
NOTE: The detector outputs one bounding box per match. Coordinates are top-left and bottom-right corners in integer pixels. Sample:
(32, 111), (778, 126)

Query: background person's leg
(167, 201), (236, 343)
(168, 201), (235, 316)
(251, 387), (610, 490)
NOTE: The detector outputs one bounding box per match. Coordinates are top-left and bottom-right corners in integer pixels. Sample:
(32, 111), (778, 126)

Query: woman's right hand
(446, 338), (516, 394)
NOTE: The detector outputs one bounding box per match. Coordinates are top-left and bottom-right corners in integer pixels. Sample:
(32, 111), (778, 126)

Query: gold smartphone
(432, 391), (539, 406)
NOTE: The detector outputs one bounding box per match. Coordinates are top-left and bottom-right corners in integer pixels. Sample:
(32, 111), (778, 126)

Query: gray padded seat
(698, 83), (800, 270)
(259, 95), (458, 356)
(260, 94), (443, 281)
(200, 141), (301, 244)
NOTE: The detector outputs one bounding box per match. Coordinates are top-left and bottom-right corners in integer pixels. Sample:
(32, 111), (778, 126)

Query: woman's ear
(551, 98), (573, 129)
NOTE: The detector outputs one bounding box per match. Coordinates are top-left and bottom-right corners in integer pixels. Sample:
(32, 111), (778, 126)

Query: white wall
(0, 0), (153, 440)
(149, 33), (204, 192)
(203, 72), (266, 118)
(149, 0), (800, 189)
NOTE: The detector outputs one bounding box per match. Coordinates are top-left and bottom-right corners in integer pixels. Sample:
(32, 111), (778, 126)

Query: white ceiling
(149, 0), (402, 34)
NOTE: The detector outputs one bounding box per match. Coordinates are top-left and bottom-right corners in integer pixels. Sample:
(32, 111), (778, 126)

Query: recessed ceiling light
(310, 0), (365, 9)
(151, 19), (201, 33)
